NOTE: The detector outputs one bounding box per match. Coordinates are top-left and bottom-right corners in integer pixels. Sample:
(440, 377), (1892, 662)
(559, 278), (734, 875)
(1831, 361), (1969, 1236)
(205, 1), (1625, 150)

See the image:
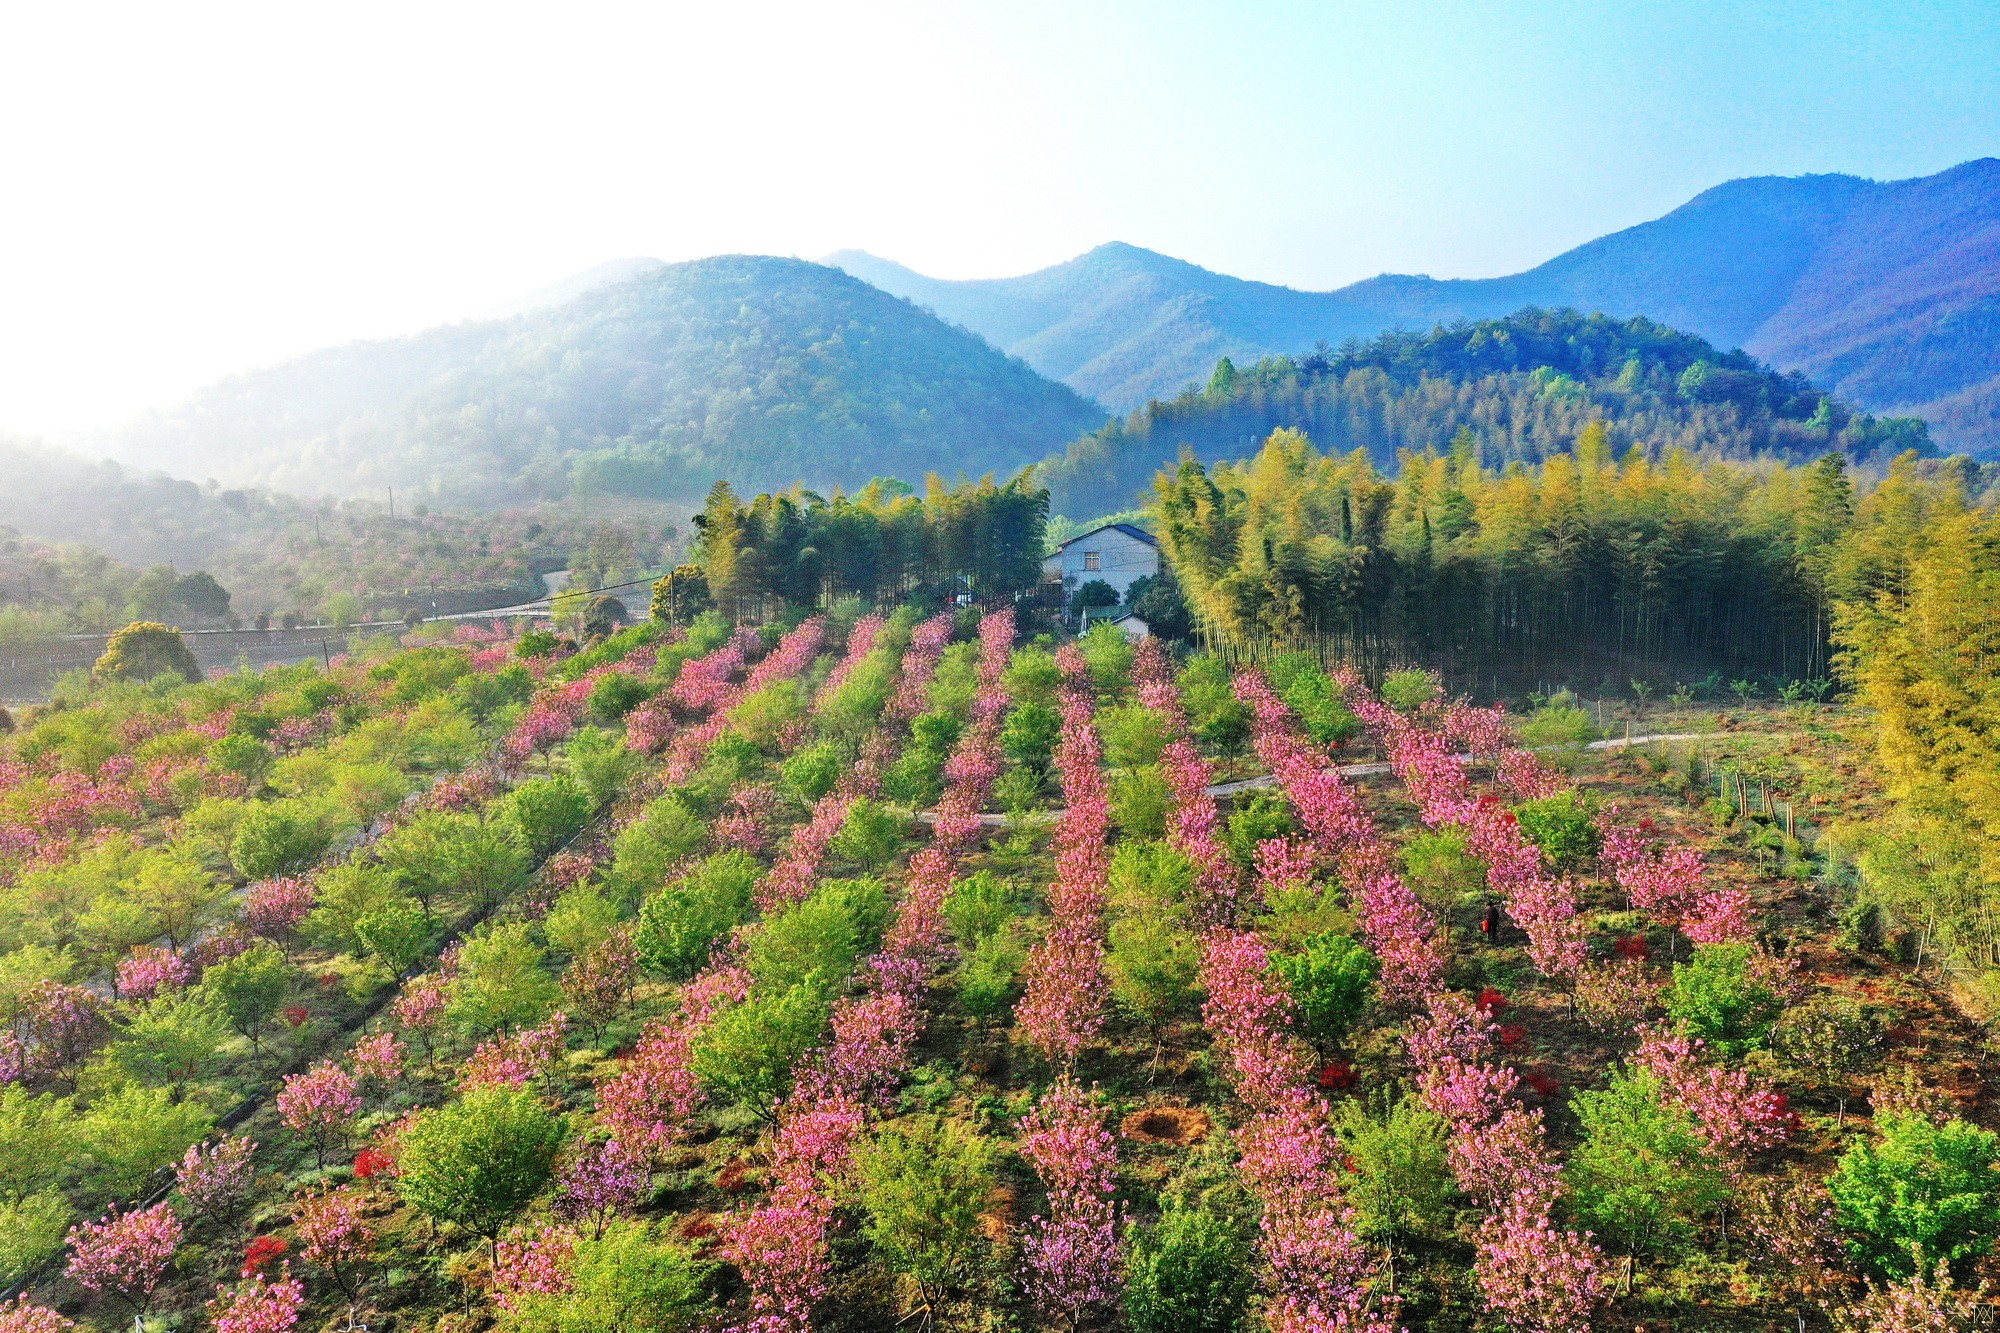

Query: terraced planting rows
(0, 617), (1970, 1331)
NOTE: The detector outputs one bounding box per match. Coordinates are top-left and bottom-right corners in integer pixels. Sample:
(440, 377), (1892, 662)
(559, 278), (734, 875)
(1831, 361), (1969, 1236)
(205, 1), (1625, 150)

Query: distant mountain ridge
(829, 159), (2000, 455)
(104, 256), (1106, 508)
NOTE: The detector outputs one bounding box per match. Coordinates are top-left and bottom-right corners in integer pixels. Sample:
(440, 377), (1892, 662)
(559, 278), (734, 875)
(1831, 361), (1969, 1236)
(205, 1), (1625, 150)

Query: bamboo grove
(1155, 427), (1999, 688)
(662, 473), (1050, 623)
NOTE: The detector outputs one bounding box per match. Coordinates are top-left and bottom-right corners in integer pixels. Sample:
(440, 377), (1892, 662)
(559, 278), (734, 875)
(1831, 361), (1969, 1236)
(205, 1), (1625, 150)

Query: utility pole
(388, 487), (395, 519)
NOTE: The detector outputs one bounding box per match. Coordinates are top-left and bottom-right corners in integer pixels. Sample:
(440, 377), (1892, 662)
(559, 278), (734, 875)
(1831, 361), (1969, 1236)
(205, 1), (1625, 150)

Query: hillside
(103, 256), (1107, 508)
(1038, 309), (1932, 516)
(832, 159), (2000, 454)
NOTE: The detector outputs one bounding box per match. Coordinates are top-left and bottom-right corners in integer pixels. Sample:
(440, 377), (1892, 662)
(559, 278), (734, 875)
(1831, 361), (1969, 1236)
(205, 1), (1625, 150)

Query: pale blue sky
(1, 0), (1997, 432)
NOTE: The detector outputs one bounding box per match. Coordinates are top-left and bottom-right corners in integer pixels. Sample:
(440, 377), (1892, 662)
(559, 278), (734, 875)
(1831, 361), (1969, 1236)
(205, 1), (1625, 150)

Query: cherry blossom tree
(176, 1135), (259, 1221)
(206, 1266), (306, 1333)
(277, 1061), (360, 1166)
(65, 1202), (182, 1314)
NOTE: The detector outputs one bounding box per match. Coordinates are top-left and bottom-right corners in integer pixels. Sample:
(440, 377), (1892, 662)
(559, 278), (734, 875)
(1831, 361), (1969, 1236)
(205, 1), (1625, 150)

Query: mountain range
(73, 158), (2000, 516)
(829, 158), (2000, 454)
(103, 256), (1104, 508)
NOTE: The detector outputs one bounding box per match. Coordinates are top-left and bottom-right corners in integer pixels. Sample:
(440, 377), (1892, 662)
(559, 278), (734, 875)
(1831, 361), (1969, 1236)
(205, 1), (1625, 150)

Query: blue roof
(1052, 522), (1159, 551)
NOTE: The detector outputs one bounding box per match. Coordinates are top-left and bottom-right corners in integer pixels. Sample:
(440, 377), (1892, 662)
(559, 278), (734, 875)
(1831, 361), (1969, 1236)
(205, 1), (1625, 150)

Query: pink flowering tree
(348, 1030), (406, 1094)
(206, 1266), (306, 1333)
(1016, 1078), (1120, 1332)
(555, 1137), (650, 1239)
(117, 945), (192, 1001)
(176, 1135), (260, 1222)
(1474, 1201), (1606, 1333)
(277, 1061), (360, 1166)
(293, 1183), (375, 1299)
(244, 878), (316, 952)
(65, 1202), (182, 1314)
(391, 973), (447, 1066)
(493, 1227), (578, 1312)
(0, 1296), (74, 1333)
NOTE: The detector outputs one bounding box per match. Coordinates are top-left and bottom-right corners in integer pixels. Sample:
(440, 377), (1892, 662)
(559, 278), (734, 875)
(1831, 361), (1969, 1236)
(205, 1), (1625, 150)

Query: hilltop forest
(104, 257), (1105, 509)
(1041, 310), (1933, 516)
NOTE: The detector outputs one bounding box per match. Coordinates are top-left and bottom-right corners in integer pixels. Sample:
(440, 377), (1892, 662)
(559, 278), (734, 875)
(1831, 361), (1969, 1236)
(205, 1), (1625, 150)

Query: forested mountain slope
(834, 160), (2000, 454)
(102, 256), (1106, 508)
(1039, 309), (1931, 516)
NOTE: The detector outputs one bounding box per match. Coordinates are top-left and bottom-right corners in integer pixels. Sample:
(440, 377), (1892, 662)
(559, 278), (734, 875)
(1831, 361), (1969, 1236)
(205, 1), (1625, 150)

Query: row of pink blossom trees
(1238, 670), (1605, 1332)
(597, 616), (928, 1155)
(726, 608), (1017, 1333)
(1015, 644), (1113, 1064)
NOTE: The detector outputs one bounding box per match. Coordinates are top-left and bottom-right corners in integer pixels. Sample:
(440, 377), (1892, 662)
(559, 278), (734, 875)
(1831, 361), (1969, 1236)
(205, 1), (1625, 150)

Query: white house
(1042, 522), (1160, 602)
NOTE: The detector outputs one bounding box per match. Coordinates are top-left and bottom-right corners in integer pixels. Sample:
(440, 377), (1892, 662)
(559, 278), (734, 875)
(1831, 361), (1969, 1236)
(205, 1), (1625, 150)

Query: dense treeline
(1835, 472), (2000, 991)
(665, 472), (1049, 620)
(1155, 426), (1995, 686)
(1043, 308), (1933, 516)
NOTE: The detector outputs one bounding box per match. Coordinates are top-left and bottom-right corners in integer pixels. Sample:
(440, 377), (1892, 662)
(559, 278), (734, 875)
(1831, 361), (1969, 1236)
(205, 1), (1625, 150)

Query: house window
(1083, 551), (1101, 571)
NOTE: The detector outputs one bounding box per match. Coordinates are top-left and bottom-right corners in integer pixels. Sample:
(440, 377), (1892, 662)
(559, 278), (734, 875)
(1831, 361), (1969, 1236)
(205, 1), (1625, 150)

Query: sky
(2, 0), (1998, 435)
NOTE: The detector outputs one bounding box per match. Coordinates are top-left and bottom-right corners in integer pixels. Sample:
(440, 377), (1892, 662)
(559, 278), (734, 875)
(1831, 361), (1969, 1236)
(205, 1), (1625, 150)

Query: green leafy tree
(955, 931), (1024, 1023)
(1664, 942), (1786, 1055)
(1001, 701), (1062, 773)
(608, 797), (708, 908)
(0, 1089), (79, 1203)
(1124, 569), (1194, 642)
(1107, 915), (1202, 1046)
(1125, 1195), (1254, 1333)
(447, 924), (560, 1034)
(1279, 666), (1362, 748)
(1335, 1092), (1457, 1283)
(944, 871), (1016, 943)
(566, 726), (641, 806)
(230, 800), (335, 880)
(508, 775), (595, 857)
(378, 811), (529, 913)
(200, 944), (291, 1052)
(1379, 669), (1439, 712)
(396, 1087), (567, 1260)
(781, 742), (845, 804)
(0, 1190), (70, 1284)
(1112, 766), (1172, 839)
(1513, 791), (1603, 871)
(1829, 1109), (2000, 1278)
(120, 853), (231, 955)
(92, 622), (200, 685)
(544, 883), (621, 959)
(853, 1117), (999, 1315)
(1271, 933), (1378, 1058)
(498, 1221), (710, 1333)
(1098, 703), (1170, 771)
(305, 863), (402, 955)
(648, 564), (712, 628)
(688, 981), (830, 1120)
(1568, 1068), (1731, 1279)
(746, 879), (887, 995)
(111, 989), (231, 1093)
(831, 798), (902, 870)
(82, 1084), (212, 1199)
(354, 895), (436, 975)
(1072, 579), (1120, 614)
(634, 851), (758, 980)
